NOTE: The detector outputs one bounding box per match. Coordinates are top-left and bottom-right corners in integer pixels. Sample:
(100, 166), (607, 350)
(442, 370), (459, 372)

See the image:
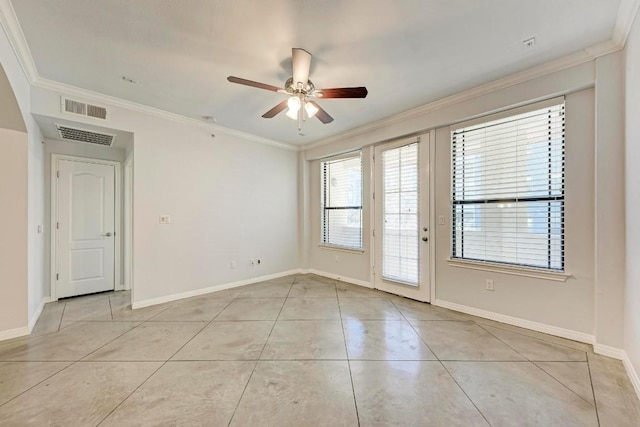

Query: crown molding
(0, 0), (37, 81)
(32, 77), (298, 151)
(613, 0), (640, 46)
(303, 39), (623, 152)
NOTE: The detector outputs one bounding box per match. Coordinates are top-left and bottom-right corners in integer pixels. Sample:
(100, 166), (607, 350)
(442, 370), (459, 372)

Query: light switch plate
(159, 215), (171, 224)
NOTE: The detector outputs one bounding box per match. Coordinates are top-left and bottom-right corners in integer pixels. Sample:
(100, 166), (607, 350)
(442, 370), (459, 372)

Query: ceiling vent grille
(61, 97), (108, 120)
(55, 124), (116, 146)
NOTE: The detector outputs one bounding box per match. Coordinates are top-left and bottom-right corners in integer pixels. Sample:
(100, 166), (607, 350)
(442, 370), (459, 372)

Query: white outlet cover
(159, 215), (171, 224)
(438, 215), (445, 225)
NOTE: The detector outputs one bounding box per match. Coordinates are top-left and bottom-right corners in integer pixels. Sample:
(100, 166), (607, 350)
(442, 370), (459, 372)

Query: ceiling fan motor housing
(285, 77), (315, 96)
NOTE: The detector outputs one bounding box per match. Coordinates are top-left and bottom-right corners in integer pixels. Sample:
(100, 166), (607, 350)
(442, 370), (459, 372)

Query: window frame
(449, 97), (566, 273)
(319, 153), (364, 251)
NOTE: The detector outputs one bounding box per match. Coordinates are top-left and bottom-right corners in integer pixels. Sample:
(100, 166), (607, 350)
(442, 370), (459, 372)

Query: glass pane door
(382, 143), (419, 285)
(374, 135), (430, 302)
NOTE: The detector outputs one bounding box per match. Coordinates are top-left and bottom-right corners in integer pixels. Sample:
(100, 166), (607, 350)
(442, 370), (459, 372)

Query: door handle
(422, 236), (428, 242)
(102, 232), (113, 237)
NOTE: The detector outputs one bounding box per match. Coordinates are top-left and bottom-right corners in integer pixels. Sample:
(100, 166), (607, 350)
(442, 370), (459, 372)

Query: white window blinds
(382, 143), (419, 285)
(451, 100), (565, 271)
(321, 155), (363, 249)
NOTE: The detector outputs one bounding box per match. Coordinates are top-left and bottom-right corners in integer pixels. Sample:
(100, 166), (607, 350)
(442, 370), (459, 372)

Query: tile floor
(0, 274), (639, 426)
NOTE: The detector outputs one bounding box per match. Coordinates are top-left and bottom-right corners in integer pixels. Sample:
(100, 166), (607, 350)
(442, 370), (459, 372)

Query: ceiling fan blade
(262, 99), (289, 118)
(292, 48), (312, 89)
(227, 76), (281, 92)
(315, 87), (368, 98)
(309, 101), (334, 124)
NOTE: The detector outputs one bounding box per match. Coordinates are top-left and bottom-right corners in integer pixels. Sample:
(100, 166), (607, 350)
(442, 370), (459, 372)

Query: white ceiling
(12, 0), (622, 145)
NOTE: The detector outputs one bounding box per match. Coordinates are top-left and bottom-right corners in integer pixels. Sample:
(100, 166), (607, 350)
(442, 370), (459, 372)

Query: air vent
(61, 97), (108, 120)
(56, 124), (116, 146)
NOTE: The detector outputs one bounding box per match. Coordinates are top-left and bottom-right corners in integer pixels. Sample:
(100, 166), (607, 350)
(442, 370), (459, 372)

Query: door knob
(422, 236), (428, 242)
(102, 232), (113, 237)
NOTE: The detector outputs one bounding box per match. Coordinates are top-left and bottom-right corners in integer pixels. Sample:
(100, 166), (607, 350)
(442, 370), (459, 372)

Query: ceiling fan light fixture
(286, 108), (298, 120)
(287, 96), (301, 112)
(305, 101), (319, 118)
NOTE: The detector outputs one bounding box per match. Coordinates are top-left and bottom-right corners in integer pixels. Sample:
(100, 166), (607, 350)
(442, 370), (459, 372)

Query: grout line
(337, 285), (361, 427)
(108, 298), (114, 320)
(225, 280), (292, 426)
(0, 361), (74, 409)
(532, 361), (596, 407)
(56, 302), (66, 332)
(96, 296), (240, 425)
(475, 320), (590, 353)
(389, 299), (493, 426)
(475, 323), (534, 360)
(96, 361), (166, 426)
(476, 322), (597, 407)
(586, 353), (602, 426)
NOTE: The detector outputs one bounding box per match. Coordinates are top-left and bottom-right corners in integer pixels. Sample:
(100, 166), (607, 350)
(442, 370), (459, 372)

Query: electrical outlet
(438, 215), (445, 225)
(159, 215), (171, 224)
(230, 261), (237, 269)
(486, 279), (495, 291)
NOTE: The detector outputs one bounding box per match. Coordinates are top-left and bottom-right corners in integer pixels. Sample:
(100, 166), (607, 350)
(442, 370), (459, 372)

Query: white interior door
(55, 159), (115, 298)
(373, 136), (430, 302)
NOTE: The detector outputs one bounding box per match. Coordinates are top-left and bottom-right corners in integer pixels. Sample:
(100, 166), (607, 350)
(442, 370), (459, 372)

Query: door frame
(50, 154), (122, 301)
(369, 131), (437, 302)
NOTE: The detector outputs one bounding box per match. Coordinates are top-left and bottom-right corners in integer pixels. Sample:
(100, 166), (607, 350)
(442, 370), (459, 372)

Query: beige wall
(0, 128), (28, 332)
(307, 146), (372, 283)
(434, 89), (595, 334)
(594, 52), (626, 349)
(624, 7), (640, 390)
(303, 61), (607, 341)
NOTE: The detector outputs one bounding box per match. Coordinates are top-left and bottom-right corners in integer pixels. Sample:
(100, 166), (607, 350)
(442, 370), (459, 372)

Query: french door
(373, 136), (430, 302)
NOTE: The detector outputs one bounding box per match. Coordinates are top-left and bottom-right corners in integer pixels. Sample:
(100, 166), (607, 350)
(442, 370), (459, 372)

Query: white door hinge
(56, 273), (59, 281)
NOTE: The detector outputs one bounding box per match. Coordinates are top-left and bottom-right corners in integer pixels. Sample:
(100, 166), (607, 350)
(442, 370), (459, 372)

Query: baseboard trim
(622, 351), (640, 401)
(132, 269), (302, 309)
(593, 343), (626, 360)
(28, 297), (51, 332)
(301, 269), (373, 288)
(0, 326), (30, 341)
(433, 299), (595, 345)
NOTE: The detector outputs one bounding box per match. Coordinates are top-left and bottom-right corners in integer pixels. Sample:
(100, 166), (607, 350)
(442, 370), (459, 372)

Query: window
(451, 100), (565, 271)
(321, 154), (363, 249)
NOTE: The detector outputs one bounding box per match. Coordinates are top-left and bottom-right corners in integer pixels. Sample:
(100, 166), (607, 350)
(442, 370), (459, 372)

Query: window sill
(447, 258), (571, 282)
(318, 244), (365, 254)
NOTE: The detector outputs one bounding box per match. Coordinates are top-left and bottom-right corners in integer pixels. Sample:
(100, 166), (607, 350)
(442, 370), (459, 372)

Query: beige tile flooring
(0, 274), (639, 426)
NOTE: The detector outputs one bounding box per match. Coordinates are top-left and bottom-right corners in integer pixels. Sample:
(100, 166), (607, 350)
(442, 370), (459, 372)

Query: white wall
(43, 138), (127, 298)
(624, 7), (640, 390)
(30, 86), (300, 305)
(303, 60), (627, 342)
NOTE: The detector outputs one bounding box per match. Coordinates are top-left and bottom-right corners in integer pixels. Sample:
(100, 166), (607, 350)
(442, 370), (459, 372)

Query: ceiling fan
(227, 48), (368, 131)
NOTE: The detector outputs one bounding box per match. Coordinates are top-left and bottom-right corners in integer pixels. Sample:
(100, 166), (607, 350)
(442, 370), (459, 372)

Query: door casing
(50, 154), (122, 301)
